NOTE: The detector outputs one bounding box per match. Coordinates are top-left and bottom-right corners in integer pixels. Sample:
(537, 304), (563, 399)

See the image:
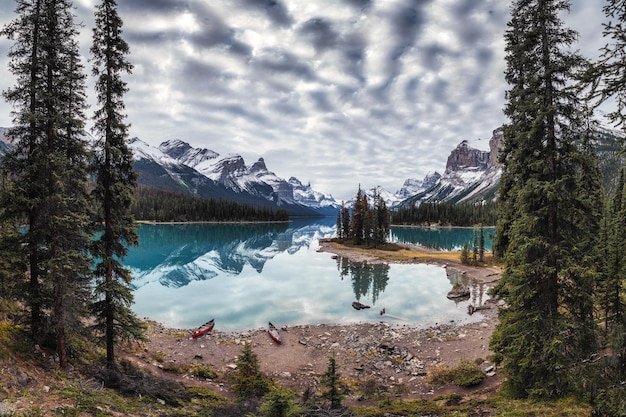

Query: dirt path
(125, 242), (503, 404)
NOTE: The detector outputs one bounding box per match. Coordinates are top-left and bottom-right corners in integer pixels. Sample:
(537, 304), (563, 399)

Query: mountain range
(1, 126), (621, 216)
(127, 132), (506, 214)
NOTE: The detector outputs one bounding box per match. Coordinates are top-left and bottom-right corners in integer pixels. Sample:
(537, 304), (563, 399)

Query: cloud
(243, 0), (294, 28)
(0, 0), (609, 201)
(299, 18), (339, 53)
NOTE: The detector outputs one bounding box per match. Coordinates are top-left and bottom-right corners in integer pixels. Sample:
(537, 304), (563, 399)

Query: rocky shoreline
(129, 241), (502, 404)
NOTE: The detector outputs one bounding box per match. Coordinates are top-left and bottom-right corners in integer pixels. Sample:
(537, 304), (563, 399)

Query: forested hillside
(391, 201), (497, 226)
(132, 185), (289, 222)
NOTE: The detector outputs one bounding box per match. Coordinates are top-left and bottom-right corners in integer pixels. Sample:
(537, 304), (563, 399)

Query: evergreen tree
(336, 207), (343, 240)
(460, 241), (470, 265)
(374, 191), (390, 246)
(0, 181), (25, 311)
(321, 354), (343, 409)
(341, 203), (350, 241)
(601, 169), (625, 332)
(490, 0), (602, 398)
(349, 186), (366, 244)
(1, 0), (93, 368)
(232, 342), (270, 400)
(586, 0), (626, 136)
(479, 224), (485, 263)
(472, 227), (478, 265)
(89, 0), (145, 370)
(259, 387), (301, 417)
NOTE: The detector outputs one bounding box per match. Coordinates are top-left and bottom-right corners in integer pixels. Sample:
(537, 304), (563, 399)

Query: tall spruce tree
(373, 190), (390, 247)
(489, 0), (603, 398)
(89, 0), (145, 370)
(1, 0), (93, 368)
(350, 186), (367, 244)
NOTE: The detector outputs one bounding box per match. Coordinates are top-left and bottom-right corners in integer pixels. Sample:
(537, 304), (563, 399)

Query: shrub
(191, 364), (218, 380)
(258, 386), (302, 417)
(427, 360), (484, 388)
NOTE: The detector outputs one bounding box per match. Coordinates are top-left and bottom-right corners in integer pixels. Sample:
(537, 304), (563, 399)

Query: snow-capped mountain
(130, 137), (248, 202)
(134, 138), (338, 216)
(398, 128), (504, 207)
(393, 172), (442, 203)
(159, 139), (219, 169)
(288, 177), (340, 216)
(347, 172), (443, 209)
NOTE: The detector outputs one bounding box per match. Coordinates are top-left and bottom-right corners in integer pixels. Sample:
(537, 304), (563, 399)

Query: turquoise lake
(125, 219), (495, 331)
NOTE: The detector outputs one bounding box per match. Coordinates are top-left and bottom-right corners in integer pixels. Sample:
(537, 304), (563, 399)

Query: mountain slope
(133, 139), (324, 217)
(398, 128), (503, 207)
(156, 140), (337, 216)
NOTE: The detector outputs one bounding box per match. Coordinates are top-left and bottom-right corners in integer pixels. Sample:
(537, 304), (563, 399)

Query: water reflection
(335, 257), (390, 306)
(126, 218), (335, 289)
(444, 267), (490, 311)
(390, 226), (494, 251)
(127, 219), (491, 330)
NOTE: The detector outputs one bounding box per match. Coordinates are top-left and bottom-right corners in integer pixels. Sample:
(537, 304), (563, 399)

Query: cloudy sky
(0, 1), (608, 201)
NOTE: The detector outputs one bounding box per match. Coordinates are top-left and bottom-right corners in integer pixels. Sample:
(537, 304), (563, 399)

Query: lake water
(125, 219), (495, 331)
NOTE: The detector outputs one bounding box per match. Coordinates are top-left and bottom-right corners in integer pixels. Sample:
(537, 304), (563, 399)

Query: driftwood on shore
(467, 304), (492, 315)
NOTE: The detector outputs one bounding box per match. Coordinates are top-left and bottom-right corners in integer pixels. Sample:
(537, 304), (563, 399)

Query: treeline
(391, 201), (497, 226)
(132, 185), (289, 222)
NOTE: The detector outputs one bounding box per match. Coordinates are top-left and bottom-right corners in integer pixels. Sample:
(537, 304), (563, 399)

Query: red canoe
(191, 319), (215, 339)
(268, 322), (281, 344)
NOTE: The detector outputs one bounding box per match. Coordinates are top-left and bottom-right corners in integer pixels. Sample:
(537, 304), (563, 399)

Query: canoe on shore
(191, 319), (215, 339)
(268, 322), (282, 344)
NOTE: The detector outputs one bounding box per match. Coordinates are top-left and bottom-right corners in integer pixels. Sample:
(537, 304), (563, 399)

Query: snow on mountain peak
(130, 137), (178, 165)
(159, 140), (219, 169)
(249, 158), (269, 175)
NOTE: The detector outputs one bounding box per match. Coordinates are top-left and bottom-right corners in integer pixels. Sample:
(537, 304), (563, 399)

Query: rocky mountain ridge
(397, 128), (504, 207)
(131, 138), (325, 217)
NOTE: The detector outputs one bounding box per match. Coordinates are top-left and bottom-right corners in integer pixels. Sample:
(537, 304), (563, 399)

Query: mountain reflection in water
(126, 218), (489, 330)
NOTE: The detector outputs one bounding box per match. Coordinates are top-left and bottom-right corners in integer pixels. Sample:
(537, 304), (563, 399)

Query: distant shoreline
(391, 223), (496, 229)
(135, 219), (291, 225)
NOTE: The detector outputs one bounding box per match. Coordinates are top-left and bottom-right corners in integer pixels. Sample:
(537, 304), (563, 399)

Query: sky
(0, 0), (609, 202)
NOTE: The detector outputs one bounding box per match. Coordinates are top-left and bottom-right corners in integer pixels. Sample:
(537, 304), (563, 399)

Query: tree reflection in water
(335, 256), (390, 306)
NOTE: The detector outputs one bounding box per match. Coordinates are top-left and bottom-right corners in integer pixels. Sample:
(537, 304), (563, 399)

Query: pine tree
(489, 0), (602, 398)
(479, 224), (485, 263)
(1, 0), (49, 343)
(341, 203), (350, 241)
(232, 342), (270, 399)
(374, 191), (390, 246)
(472, 227), (478, 265)
(0, 179), (25, 311)
(460, 241), (470, 265)
(586, 0), (626, 135)
(1, 0), (94, 368)
(350, 186), (366, 244)
(336, 207), (343, 240)
(258, 387), (302, 417)
(89, 0), (145, 370)
(321, 354), (343, 409)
